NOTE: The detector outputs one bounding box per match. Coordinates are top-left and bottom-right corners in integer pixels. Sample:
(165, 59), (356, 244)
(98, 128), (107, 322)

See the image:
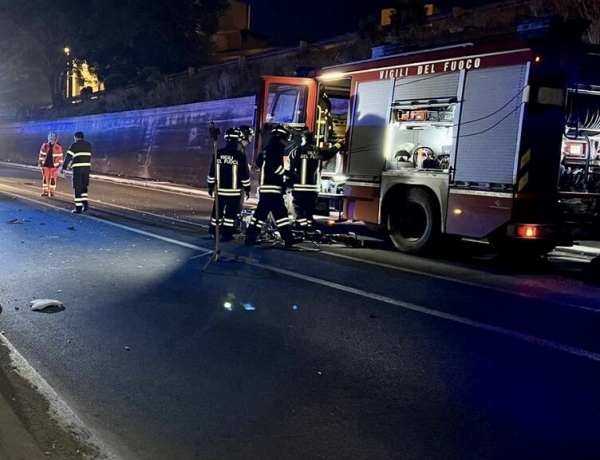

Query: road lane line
(2, 184), (598, 313)
(320, 251), (600, 313)
(3, 188), (600, 361)
(0, 183), (208, 229)
(0, 334), (125, 460)
(245, 262), (600, 363)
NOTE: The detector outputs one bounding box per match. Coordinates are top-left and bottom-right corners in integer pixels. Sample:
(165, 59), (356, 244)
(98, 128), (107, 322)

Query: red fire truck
(254, 19), (600, 255)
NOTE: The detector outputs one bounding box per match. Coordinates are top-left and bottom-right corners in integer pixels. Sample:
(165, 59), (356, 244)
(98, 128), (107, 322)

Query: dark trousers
(245, 193), (293, 242)
(72, 168), (90, 211)
(209, 195), (241, 240)
(292, 191), (318, 229)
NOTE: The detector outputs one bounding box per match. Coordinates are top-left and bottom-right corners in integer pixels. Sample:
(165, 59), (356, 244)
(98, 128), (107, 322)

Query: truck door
(256, 76), (318, 158)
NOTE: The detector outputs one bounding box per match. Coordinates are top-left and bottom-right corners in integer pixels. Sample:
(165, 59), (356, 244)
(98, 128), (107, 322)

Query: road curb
(0, 377), (47, 460)
(2, 161), (599, 257)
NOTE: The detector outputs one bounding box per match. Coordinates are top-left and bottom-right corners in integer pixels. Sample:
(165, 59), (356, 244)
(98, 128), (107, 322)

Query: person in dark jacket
(207, 127), (251, 242)
(61, 131), (93, 213)
(288, 130), (344, 230)
(244, 125), (302, 247)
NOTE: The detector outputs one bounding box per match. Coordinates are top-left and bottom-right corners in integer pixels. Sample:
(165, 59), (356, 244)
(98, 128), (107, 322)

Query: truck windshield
(266, 84), (308, 124)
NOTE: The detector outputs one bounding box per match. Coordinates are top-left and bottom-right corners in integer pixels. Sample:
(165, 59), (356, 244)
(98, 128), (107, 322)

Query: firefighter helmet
(238, 125), (255, 142)
(224, 127), (242, 141)
(270, 124), (291, 141)
(301, 130), (315, 144)
(319, 92), (332, 112)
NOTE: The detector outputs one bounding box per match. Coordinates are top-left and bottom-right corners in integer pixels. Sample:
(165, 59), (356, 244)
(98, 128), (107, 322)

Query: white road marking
(72, 213), (600, 364)
(2, 186), (600, 362)
(243, 262), (600, 362)
(320, 251), (600, 313)
(0, 334), (125, 460)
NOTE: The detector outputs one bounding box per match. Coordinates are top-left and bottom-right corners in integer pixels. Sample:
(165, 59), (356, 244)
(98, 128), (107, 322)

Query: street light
(64, 47), (71, 99)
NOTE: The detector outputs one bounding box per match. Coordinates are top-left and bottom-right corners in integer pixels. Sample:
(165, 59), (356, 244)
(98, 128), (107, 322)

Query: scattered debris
(30, 299), (64, 311)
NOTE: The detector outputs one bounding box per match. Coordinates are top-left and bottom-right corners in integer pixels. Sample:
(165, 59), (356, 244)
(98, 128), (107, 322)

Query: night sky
(247, 0), (502, 45)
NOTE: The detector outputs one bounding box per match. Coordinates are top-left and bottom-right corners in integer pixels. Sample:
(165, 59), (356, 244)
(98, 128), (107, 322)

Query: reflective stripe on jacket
(65, 139), (93, 169)
(207, 142), (251, 196)
(256, 141), (286, 195)
(38, 142), (64, 168)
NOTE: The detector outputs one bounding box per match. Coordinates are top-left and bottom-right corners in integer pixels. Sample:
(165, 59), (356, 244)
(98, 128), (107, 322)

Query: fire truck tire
(387, 188), (440, 254)
(364, 222), (386, 233)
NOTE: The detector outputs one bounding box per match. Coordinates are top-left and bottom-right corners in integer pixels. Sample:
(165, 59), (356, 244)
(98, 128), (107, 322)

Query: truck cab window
(266, 84), (307, 124)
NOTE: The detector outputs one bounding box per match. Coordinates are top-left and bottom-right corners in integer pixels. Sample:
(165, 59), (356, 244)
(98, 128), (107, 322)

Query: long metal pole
(212, 139), (221, 258)
(202, 139), (221, 269)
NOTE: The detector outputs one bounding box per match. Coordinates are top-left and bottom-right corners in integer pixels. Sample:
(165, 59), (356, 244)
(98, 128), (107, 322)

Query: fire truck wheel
(364, 222), (386, 233)
(387, 188), (440, 254)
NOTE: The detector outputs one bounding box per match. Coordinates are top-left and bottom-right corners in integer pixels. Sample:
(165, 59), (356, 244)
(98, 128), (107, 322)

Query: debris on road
(30, 299), (64, 311)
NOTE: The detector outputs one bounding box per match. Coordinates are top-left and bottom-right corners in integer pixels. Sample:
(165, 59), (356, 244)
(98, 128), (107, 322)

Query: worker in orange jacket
(38, 132), (63, 197)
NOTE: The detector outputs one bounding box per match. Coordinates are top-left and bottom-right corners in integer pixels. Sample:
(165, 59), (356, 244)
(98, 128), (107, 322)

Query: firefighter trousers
(72, 168), (90, 211)
(209, 195), (241, 240)
(292, 191), (318, 229)
(245, 193), (293, 242)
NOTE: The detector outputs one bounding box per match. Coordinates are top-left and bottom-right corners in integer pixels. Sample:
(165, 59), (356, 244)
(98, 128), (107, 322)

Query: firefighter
(38, 132), (63, 197)
(237, 125), (255, 150)
(244, 125), (303, 247)
(207, 127), (251, 242)
(316, 92), (336, 146)
(288, 130), (344, 230)
(236, 124), (255, 225)
(61, 131), (93, 213)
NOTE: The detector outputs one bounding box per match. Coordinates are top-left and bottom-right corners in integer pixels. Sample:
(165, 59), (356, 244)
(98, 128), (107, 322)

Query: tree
(0, 0), (88, 106)
(79, 0), (230, 84)
(530, 0), (600, 44)
(0, 0), (229, 105)
(390, 0), (427, 33)
(358, 12), (383, 43)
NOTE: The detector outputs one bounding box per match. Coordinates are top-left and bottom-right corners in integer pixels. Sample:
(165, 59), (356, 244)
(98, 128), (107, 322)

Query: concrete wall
(0, 96), (256, 188)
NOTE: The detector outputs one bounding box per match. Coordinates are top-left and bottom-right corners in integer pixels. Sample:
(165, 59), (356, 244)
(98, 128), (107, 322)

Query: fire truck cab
(255, 18), (600, 256)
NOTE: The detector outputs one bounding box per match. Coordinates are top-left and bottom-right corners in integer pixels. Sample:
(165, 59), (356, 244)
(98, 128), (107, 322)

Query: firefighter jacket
(288, 141), (343, 192)
(255, 140), (287, 195)
(207, 142), (251, 197)
(38, 142), (63, 168)
(64, 139), (93, 170)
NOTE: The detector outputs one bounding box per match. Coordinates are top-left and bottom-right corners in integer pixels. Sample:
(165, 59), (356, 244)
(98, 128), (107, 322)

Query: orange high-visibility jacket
(38, 142), (64, 168)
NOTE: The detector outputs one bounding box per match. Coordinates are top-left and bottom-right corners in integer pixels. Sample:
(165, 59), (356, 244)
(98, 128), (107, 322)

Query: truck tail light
(516, 225), (538, 238)
(512, 224), (553, 239)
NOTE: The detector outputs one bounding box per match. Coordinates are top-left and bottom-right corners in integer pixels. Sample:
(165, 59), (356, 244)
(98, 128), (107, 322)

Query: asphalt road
(1, 164), (600, 460)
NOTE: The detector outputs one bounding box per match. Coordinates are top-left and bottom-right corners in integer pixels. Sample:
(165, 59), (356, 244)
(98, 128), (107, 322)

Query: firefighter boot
(285, 235), (304, 247)
(244, 225), (261, 246)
